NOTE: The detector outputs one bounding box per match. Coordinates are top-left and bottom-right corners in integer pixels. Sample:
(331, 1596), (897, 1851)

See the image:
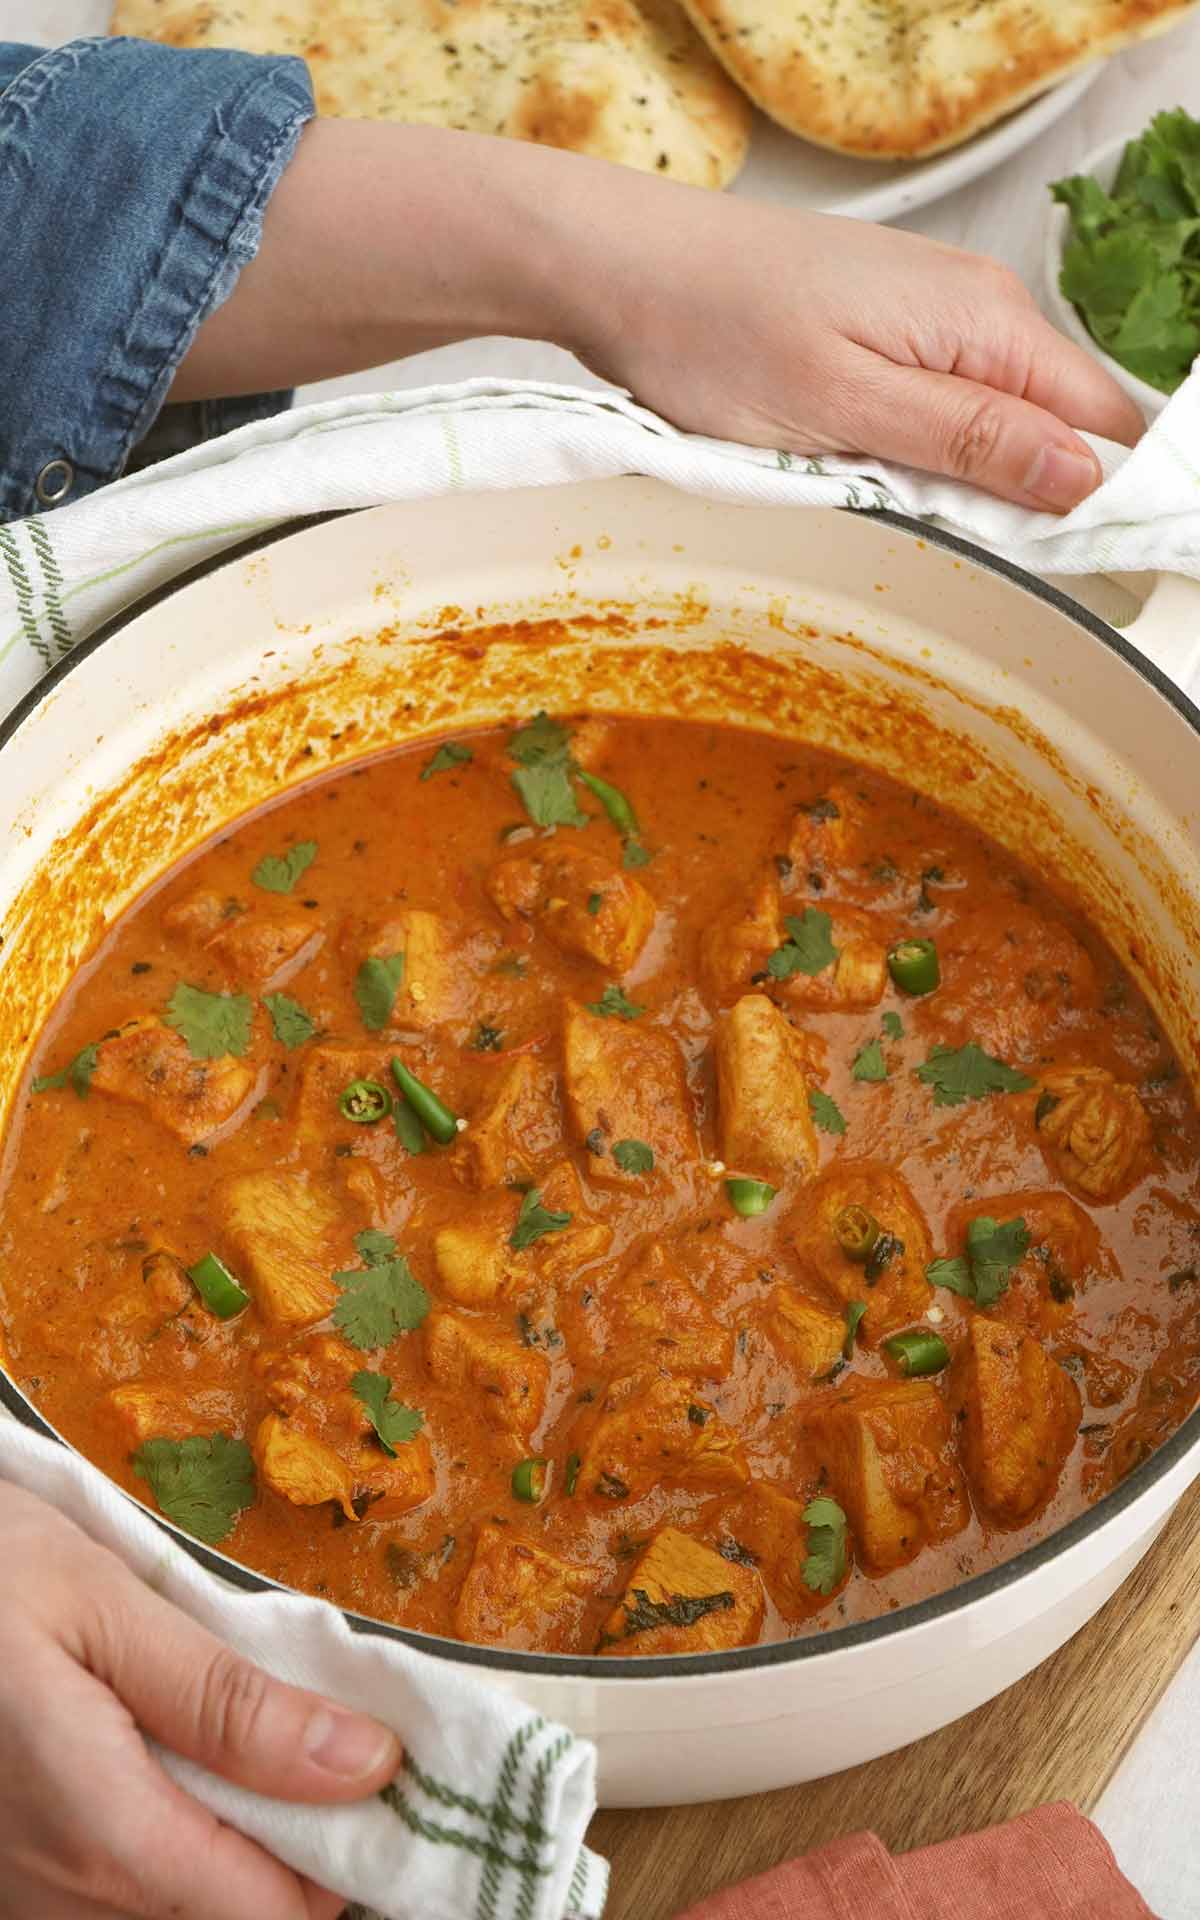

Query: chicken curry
(2, 713), (1198, 1658)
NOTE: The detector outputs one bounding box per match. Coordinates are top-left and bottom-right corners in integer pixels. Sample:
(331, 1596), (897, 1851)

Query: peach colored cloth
(675, 1805), (1158, 1920)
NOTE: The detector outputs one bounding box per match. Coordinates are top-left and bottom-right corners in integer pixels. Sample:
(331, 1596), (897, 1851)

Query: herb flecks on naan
(677, 0), (1197, 159)
(110, 0), (752, 187)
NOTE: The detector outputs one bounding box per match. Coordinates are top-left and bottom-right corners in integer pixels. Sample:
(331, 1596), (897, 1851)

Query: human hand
(0, 1482), (400, 1920)
(568, 189), (1144, 511)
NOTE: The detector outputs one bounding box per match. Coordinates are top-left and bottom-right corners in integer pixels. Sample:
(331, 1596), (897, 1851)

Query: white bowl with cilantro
(1043, 110), (1200, 421)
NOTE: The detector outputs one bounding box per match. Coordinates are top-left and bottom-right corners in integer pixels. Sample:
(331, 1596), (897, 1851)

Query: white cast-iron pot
(2, 480), (1200, 1809)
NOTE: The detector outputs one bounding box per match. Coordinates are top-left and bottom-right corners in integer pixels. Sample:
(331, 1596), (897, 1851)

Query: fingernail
(305, 1707), (400, 1780)
(1023, 444), (1100, 510)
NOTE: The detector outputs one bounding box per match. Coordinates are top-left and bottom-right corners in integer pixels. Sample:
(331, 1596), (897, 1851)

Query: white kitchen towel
(0, 1420), (608, 1920)
(1, 368), (1199, 718)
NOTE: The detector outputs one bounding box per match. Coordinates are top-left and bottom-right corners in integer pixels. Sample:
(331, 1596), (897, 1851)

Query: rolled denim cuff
(0, 36), (315, 519)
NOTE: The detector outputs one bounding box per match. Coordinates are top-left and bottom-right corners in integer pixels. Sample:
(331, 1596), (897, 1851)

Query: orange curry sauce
(2, 715), (1199, 1657)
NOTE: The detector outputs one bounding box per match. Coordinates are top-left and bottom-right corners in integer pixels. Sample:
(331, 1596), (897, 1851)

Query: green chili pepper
(576, 770), (639, 840)
(391, 1058), (459, 1145)
(187, 1251), (250, 1320)
(835, 1205), (881, 1263)
(726, 1178), (777, 1217)
(887, 938), (940, 996)
(564, 1451), (581, 1497)
(885, 1329), (950, 1376)
(512, 1457), (548, 1503)
(338, 1078), (393, 1125)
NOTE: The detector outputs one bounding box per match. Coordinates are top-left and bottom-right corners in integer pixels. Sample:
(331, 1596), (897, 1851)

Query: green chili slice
(726, 1178), (777, 1217)
(187, 1251), (250, 1321)
(885, 1329), (950, 1376)
(394, 1098), (426, 1155)
(338, 1078), (393, 1125)
(564, 1451), (581, 1497)
(512, 1457), (548, 1503)
(835, 1204), (881, 1263)
(390, 1058), (459, 1145)
(887, 938), (940, 996)
(576, 770), (639, 840)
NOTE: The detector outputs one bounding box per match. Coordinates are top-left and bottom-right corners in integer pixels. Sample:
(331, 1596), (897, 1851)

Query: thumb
(87, 1561), (402, 1804)
(833, 354), (1105, 512)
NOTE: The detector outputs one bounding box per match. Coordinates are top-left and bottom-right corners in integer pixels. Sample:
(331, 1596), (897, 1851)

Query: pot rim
(3, 496), (1199, 1683)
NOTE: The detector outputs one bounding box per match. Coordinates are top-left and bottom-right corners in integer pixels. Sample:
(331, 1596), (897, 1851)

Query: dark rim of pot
(2, 500), (1199, 1682)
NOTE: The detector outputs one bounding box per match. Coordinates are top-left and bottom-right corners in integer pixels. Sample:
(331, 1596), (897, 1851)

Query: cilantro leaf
(512, 760), (589, 830)
(32, 1041), (99, 1098)
(508, 712), (572, 764)
(767, 908), (839, 980)
(133, 1434), (255, 1546)
(881, 1012), (904, 1041)
(508, 711), (588, 829)
(843, 1299), (867, 1359)
(252, 840), (317, 894)
(852, 1037), (887, 1083)
(916, 1042), (1034, 1108)
(420, 741), (473, 781)
(927, 1215), (1030, 1309)
(809, 1088), (846, 1136)
(354, 953), (405, 1031)
(586, 984), (644, 1020)
(333, 1250), (430, 1350)
(510, 1187), (572, 1251)
(612, 1139), (654, 1175)
(164, 983), (254, 1059)
(355, 1228), (398, 1266)
(802, 1496), (848, 1596)
(262, 991), (316, 1050)
(351, 1371), (425, 1455)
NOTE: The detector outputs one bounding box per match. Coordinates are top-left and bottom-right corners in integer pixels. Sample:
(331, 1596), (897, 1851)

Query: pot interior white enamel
(2, 479), (1200, 1806)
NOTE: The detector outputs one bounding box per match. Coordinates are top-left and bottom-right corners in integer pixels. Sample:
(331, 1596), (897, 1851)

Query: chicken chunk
(940, 903), (1099, 1062)
(487, 841), (655, 972)
(162, 889), (235, 938)
(206, 910), (321, 990)
(766, 1287), (846, 1382)
(945, 1190), (1110, 1336)
(103, 1383), (239, 1450)
(785, 783), (870, 877)
(587, 1243), (735, 1380)
(347, 908), (471, 1028)
(714, 993), (818, 1182)
(255, 1414), (357, 1521)
(563, 1001), (696, 1182)
(90, 1018), (254, 1146)
(701, 873), (782, 1002)
(598, 1527), (763, 1656)
(952, 1318), (1081, 1525)
(574, 1373), (748, 1504)
(700, 873), (884, 1011)
(293, 1043), (393, 1141)
(456, 1054), (562, 1189)
(350, 1429), (437, 1519)
(1036, 1066), (1152, 1201)
(717, 1482), (836, 1615)
(778, 906), (887, 1013)
(434, 1162), (610, 1307)
(217, 1170), (341, 1326)
(790, 1162), (933, 1345)
(454, 1524), (602, 1651)
(804, 1380), (969, 1573)
(100, 1247), (193, 1343)
(256, 1333), (360, 1419)
(425, 1312), (548, 1441)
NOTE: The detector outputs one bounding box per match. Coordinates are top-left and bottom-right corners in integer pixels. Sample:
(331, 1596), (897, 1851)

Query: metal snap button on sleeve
(35, 458), (75, 506)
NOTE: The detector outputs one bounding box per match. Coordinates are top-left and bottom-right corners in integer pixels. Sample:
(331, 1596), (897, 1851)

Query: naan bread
(676, 0), (1198, 158)
(110, 0), (752, 187)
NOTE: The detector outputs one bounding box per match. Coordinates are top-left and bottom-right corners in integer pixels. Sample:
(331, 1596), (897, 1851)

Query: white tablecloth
(3, 4), (1200, 1915)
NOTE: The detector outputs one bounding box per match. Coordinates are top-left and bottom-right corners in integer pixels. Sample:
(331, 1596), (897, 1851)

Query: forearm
(170, 118), (613, 400)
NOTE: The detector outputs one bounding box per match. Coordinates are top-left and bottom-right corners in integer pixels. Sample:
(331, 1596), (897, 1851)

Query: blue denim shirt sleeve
(0, 37), (315, 520)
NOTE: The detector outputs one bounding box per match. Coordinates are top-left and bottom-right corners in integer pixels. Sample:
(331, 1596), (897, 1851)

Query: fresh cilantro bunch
(1052, 109), (1200, 395)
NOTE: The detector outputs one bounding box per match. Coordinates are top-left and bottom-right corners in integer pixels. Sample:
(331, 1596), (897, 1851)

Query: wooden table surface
(588, 1476), (1200, 1920)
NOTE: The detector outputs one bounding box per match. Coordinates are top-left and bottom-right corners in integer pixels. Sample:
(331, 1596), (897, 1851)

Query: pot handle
(1118, 572), (1200, 692)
